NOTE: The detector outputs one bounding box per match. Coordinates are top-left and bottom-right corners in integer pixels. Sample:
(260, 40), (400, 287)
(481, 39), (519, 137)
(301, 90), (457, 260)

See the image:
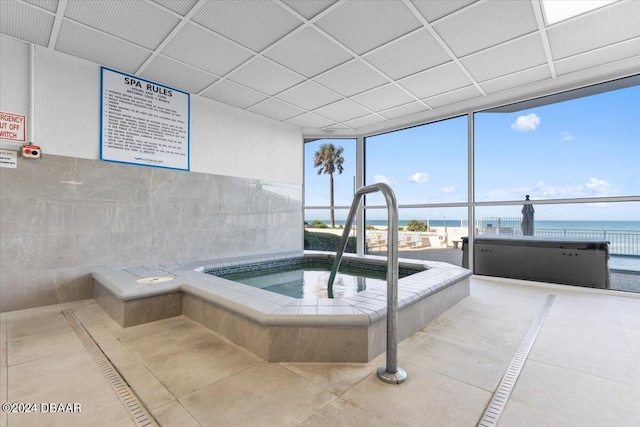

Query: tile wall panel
(0, 155), (303, 312)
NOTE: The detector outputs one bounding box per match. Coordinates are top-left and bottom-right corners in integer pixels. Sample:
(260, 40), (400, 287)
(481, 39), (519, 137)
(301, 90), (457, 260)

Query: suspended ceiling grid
(1, 0), (639, 136)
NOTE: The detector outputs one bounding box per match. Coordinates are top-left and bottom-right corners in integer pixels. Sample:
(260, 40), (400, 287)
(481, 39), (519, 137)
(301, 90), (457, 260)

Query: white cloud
(373, 174), (393, 185)
(511, 113), (540, 132)
(478, 177), (615, 201)
(441, 186), (456, 194)
(407, 172), (431, 183)
(584, 177), (610, 194)
(561, 131), (574, 141)
(533, 178), (613, 198)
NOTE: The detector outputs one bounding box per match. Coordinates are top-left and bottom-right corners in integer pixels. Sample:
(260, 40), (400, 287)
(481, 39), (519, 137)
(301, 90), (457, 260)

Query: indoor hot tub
(92, 251), (472, 362)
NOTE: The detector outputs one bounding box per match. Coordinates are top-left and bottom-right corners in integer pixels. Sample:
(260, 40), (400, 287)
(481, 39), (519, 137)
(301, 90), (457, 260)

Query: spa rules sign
(100, 67), (190, 170)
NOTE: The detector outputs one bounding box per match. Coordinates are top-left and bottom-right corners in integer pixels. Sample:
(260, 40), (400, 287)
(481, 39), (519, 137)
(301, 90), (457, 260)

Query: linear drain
(477, 294), (555, 427)
(62, 309), (158, 427)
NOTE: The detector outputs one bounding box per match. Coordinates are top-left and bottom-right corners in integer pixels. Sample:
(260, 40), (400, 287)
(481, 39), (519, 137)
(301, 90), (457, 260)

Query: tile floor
(2, 276), (640, 427)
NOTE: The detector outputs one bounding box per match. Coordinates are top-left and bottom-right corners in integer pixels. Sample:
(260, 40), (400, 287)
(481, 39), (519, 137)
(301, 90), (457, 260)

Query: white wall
(0, 37), (30, 119)
(1, 36), (303, 184)
(34, 43), (101, 159)
(190, 96), (302, 183)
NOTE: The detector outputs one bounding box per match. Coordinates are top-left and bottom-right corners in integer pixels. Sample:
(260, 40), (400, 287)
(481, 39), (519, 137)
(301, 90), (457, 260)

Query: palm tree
(313, 143), (345, 228)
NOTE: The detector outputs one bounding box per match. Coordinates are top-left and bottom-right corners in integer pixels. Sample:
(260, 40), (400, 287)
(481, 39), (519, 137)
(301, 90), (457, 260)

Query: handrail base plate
(377, 366), (408, 384)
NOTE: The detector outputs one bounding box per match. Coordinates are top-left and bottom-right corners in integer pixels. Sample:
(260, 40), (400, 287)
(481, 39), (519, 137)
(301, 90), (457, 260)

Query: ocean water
(324, 219), (640, 232)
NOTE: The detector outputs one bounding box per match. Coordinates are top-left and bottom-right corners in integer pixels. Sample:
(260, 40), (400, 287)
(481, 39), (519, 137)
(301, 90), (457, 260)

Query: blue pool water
(222, 266), (388, 299)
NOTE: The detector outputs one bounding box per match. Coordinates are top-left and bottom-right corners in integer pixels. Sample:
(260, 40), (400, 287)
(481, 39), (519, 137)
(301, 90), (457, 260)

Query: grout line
(476, 294), (555, 427)
(62, 309), (160, 427)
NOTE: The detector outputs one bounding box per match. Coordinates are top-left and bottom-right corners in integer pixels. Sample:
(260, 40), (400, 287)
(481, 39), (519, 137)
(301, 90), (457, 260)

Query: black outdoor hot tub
(462, 235), (610, 289)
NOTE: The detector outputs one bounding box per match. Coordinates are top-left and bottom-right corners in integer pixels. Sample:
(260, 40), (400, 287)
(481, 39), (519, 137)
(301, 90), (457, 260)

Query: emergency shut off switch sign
(0, 111), (26, 168)
(100, 67), (190, 170)
(0, 111), (26, 142)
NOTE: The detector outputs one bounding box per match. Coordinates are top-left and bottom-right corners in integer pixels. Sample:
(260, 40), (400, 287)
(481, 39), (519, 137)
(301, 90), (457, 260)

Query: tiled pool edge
(92, 250), (471, 361)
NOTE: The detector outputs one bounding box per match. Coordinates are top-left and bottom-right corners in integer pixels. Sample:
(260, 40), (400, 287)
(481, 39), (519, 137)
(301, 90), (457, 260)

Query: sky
(305, 84), (640, 222)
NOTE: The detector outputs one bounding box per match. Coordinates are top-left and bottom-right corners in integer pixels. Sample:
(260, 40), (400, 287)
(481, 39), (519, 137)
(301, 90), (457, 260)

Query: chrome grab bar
(327, 182), (407, 384)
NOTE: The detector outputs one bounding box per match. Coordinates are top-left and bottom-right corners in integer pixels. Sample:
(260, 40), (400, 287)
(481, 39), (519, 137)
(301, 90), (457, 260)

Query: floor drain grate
(62, 309), (158, 427)
(477, 294), (555, 427)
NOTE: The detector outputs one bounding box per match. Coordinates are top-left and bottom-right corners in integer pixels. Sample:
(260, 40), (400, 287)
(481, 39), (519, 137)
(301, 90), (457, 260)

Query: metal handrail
(328, 182), (407, 384)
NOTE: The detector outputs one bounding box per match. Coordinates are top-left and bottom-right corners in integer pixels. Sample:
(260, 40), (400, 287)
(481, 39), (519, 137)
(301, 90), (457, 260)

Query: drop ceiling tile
(265, 27), (353, 78)
(314, 99), (370, 122)
(201, 80), (267, 110)
(342, 114), (387, 129)
(249, 98), (304, 121)
(480, 65), (551, 94)
(150, 0), (198, 16)
(433, 1), (537, 57)
(64, 0), (179, 50)
(162, 24), (253, 76)
(192, 1), (302, 52)
(314, 60), (388, 97)
(315, 1), (422, 55)
(547, 1), (640, 60)
(410, 0), (477, 22)
(0, 1), (54, 46)
(24, 0), (58, 13)
(462, 33), (547, 82)
(379, 102), (428, 120)
(141, 55), (218, 94)
(399, 62), (471, 99)
(424, 85), (482, 108)
(285, 112), (335, 128)
(277, 81), (341, 110)
(555, 38), (640, 76)
(351, 84), (415, 111)
(364, 30), (451, 80)
(228, 57), (305, 96)
(281, 0), (338, 20)
(55, 21), (150, 73)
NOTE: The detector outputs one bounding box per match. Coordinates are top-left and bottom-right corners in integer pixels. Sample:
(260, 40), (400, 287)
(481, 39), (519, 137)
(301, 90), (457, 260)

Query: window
(364, 207), (467, 267)
(364, 116), (468, 207)
(474, 83), (640, 203)
(361, 117), (468, 263)
(301, 76), (639, 293)
(304, 138), (356, 228)
(304, 139), (359, 252)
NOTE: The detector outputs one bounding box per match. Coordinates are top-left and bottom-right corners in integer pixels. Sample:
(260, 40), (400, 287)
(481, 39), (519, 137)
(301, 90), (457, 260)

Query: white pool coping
(92, 250), (472, 328)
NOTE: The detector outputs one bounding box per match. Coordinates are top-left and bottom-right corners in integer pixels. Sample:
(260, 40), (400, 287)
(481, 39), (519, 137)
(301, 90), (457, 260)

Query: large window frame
(302, 74), (640, 268)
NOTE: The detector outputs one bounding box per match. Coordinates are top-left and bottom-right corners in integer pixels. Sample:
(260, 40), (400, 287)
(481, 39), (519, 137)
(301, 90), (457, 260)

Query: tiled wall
(0, 155), (303, 312)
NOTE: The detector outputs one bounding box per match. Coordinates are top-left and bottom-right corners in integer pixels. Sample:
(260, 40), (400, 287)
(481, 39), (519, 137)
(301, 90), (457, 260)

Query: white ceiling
(1, 0), (639, 136)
